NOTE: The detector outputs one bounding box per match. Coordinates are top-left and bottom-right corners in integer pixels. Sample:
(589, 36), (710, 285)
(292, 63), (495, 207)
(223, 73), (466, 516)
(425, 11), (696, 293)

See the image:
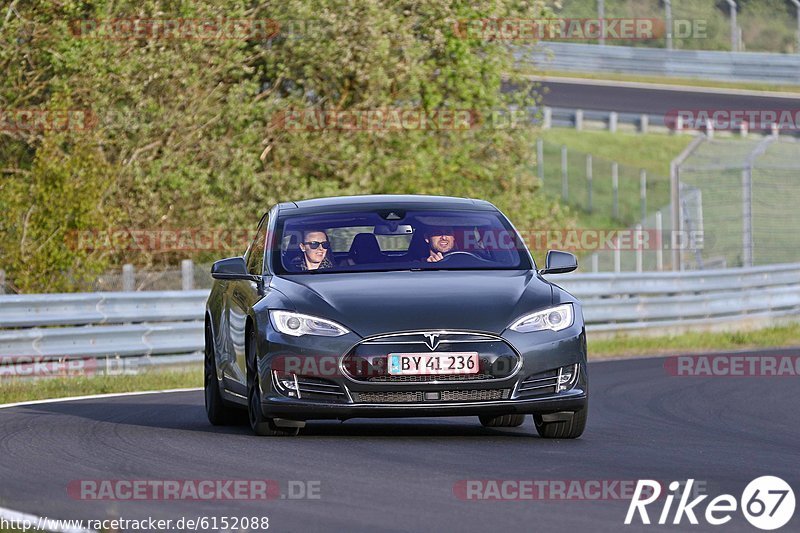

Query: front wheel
(533, 405), (587, 439)
(246, 331), (300, 437)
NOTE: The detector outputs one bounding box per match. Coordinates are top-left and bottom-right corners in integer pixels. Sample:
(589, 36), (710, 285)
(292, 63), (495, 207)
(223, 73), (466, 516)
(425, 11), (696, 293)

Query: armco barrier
(516, 42), (800, 85)
(0, 263), (798, 363)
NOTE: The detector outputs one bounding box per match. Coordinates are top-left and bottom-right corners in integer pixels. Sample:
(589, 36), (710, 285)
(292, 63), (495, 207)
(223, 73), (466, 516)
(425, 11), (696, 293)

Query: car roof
(277, 194), (497, 214)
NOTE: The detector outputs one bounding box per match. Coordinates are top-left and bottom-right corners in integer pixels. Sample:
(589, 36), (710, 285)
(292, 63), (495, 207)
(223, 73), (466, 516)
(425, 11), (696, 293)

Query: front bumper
(258, 319), (588, 421)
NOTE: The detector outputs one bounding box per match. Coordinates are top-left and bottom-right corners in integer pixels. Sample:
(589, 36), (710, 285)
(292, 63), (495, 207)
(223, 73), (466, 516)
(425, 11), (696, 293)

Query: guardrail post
(655, 211), (664, 271)
(561, 145), (568, 201)
(543, 107), (552, 130)
(611, 162), (619, 220)
(537, 138), (544, 184)
(705, 118), (714, 139)
(739, 121), (748, 137)
(635, 224), (643, 273)
(771, 122), (779, 138)
(586, 154), (593, 213)
(742, 167), (753, 267)
(181, 259), (194, 291)
(0, 269), (5, 295)
(575, 109), (583, 131)
(609, 112), (618, 133)
(640, 114), (649, 134)
(591, 253), (599, 273)
(614, 239), (621, 273)
(597, 0), (605, 46)
(122, 264), (135, 292)
(640, 169), (647, 223)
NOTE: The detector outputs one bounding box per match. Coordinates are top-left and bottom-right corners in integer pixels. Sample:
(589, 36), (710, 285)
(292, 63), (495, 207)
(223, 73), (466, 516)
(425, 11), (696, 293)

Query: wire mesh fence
(677, 136), (800, 269)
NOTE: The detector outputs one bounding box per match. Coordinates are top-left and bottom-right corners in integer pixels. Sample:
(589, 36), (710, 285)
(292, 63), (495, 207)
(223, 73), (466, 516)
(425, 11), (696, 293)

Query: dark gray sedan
(205, 195), (587, 437)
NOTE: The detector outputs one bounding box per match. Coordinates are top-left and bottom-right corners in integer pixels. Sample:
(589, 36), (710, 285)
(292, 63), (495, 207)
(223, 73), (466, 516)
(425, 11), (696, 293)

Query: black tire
(533, 405), (587, 439)
(205, 324), (246, 425)
(479, 414), (526, 428)
(246, 330), (300, 437)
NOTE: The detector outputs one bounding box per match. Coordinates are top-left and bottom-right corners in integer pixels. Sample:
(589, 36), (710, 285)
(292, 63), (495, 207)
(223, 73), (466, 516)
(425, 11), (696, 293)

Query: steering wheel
(436, 251), (490, 263)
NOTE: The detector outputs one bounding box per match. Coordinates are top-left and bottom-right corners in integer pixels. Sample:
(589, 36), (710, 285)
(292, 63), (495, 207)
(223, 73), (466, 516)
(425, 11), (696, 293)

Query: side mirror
(538, 250), (578, 275)
(211, 257), (255, 281)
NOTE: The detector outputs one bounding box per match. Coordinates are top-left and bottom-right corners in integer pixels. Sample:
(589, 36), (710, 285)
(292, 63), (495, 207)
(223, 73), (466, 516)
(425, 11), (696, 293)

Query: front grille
(352, 388), (510, 404)
(352, 391), (423, 403)
(516, 369), (559, 397)
(441, 389), (509, 401)
(296, 377), (347, 400)
(343, 331), (520, 383)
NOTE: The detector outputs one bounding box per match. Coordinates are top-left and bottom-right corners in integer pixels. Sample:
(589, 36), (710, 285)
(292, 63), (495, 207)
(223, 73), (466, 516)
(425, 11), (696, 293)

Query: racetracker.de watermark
(665, 109), (800, 132)
(453, 479), (707, 501)
(453, 18), (707, 41)
(0, 109), (97, 132)
(68, 480), (321, 500)
(0, 356), (139, 379)
(664, 354), (800, 377)
(69, 18), (280, 40)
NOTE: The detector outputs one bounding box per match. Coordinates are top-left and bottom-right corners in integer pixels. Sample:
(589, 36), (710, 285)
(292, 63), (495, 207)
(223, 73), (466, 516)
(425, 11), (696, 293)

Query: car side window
(246, 216), (268, 276)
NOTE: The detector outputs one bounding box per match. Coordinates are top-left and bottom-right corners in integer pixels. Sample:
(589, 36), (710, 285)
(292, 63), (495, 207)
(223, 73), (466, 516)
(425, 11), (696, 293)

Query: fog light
(273, 370), (301, 397)
(557, 364), (578, 391)
(286, 317), (302, 330)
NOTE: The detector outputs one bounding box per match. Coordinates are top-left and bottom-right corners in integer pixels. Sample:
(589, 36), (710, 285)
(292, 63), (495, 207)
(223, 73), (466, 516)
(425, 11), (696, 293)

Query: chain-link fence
(677, 136), (800, 269)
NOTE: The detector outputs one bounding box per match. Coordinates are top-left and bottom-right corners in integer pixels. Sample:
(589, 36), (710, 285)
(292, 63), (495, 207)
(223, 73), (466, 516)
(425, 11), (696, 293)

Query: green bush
(0, 0), (572, 292)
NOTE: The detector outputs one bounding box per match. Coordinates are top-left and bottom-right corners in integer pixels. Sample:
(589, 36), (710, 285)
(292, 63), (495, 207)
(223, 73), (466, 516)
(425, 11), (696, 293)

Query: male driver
(425, 226), (456, 262)
(294, 229), (334, 271)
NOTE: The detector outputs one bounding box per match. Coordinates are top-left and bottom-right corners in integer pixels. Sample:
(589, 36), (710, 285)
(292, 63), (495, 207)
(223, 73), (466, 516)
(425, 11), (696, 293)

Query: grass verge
(589, 323), (800, 358)
(534, 70), (800, 94)
(0, 367), (202, 405)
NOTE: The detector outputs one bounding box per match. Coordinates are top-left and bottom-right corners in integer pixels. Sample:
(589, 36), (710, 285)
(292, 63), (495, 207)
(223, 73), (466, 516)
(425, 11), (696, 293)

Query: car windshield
(272, 208), (532, 274)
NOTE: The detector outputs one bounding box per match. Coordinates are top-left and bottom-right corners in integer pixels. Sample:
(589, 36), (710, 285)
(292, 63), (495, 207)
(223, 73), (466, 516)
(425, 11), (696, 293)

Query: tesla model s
(205, 195), (587, 437)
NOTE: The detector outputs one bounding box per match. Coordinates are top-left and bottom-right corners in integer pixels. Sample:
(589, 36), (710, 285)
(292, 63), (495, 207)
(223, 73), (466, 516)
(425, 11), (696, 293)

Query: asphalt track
(0, 354), (798, 533)
(537, 80), (800, 115)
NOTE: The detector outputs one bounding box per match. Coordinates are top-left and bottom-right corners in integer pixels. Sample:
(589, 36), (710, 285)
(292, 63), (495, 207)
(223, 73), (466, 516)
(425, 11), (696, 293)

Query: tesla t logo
(422, 333), (441, 351)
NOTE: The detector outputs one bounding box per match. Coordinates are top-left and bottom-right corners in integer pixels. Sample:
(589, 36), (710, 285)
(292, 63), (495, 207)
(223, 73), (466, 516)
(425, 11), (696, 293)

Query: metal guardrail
(0, 263), (798, 363)
(516, 42), (800, 85)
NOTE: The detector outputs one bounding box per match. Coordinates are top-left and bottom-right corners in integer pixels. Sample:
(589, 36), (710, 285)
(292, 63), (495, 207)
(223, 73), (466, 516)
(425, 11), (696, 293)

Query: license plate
(388, 352), (480, 375)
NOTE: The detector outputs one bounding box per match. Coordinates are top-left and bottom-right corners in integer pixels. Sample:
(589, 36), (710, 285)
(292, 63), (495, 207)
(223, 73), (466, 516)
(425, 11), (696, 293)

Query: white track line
(526, 74), (800, 99)
(0, 387), (202, 410)
(0, 505), (96, 533)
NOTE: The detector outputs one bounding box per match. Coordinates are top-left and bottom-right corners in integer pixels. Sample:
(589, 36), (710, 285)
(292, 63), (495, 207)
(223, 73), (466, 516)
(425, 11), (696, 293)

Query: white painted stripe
(0, 505), (97, 533)
(526, 74), (800, 99)
(0, 387), (202, 410)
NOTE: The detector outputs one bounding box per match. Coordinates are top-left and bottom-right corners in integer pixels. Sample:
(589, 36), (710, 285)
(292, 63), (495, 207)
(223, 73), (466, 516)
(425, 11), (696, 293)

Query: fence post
(0, 269), (5, 295)
(537, 138), (544, 184)
(181, 259), (194, 291)
(614, 239), (621, 273)
(561, 145), (568, 201)
(742, 167), (753, 267)
(640, 169), (647, 223)
(640, 114), (649, 134)
(611, 162), (619, 220)
(655, 211), (664, 271)
(591, 253), (599, 273)
(586, 154), (593, 213)
(609, 112), (618, 133)
(575, 109), (583, 131)
(673, 114), (683, 135)
(543, 107), (552, 130)
(635, 223), (643, 273)
(122, 264), (135, 292)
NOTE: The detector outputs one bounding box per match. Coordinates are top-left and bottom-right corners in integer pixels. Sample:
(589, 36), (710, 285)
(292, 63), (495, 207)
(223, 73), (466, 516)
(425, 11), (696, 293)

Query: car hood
(269, 270), (553, 337)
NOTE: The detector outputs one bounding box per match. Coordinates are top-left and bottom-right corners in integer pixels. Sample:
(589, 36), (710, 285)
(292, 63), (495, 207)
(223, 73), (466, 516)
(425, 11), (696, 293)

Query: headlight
(509, 304), (574, 333)
(270, 310), (349, 337)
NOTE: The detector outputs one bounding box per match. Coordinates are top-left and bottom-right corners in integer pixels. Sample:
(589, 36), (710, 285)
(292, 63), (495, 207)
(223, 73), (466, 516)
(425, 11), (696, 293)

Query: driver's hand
(427, 251), (444, 262)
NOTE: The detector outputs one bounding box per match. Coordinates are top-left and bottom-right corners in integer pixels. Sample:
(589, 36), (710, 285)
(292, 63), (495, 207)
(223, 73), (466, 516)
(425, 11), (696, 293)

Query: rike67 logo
(626, 477), (795, 530)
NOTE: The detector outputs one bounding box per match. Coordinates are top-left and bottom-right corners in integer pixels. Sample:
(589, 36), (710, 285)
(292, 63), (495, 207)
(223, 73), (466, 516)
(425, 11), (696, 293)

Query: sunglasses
(303, 241), (330, 250)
